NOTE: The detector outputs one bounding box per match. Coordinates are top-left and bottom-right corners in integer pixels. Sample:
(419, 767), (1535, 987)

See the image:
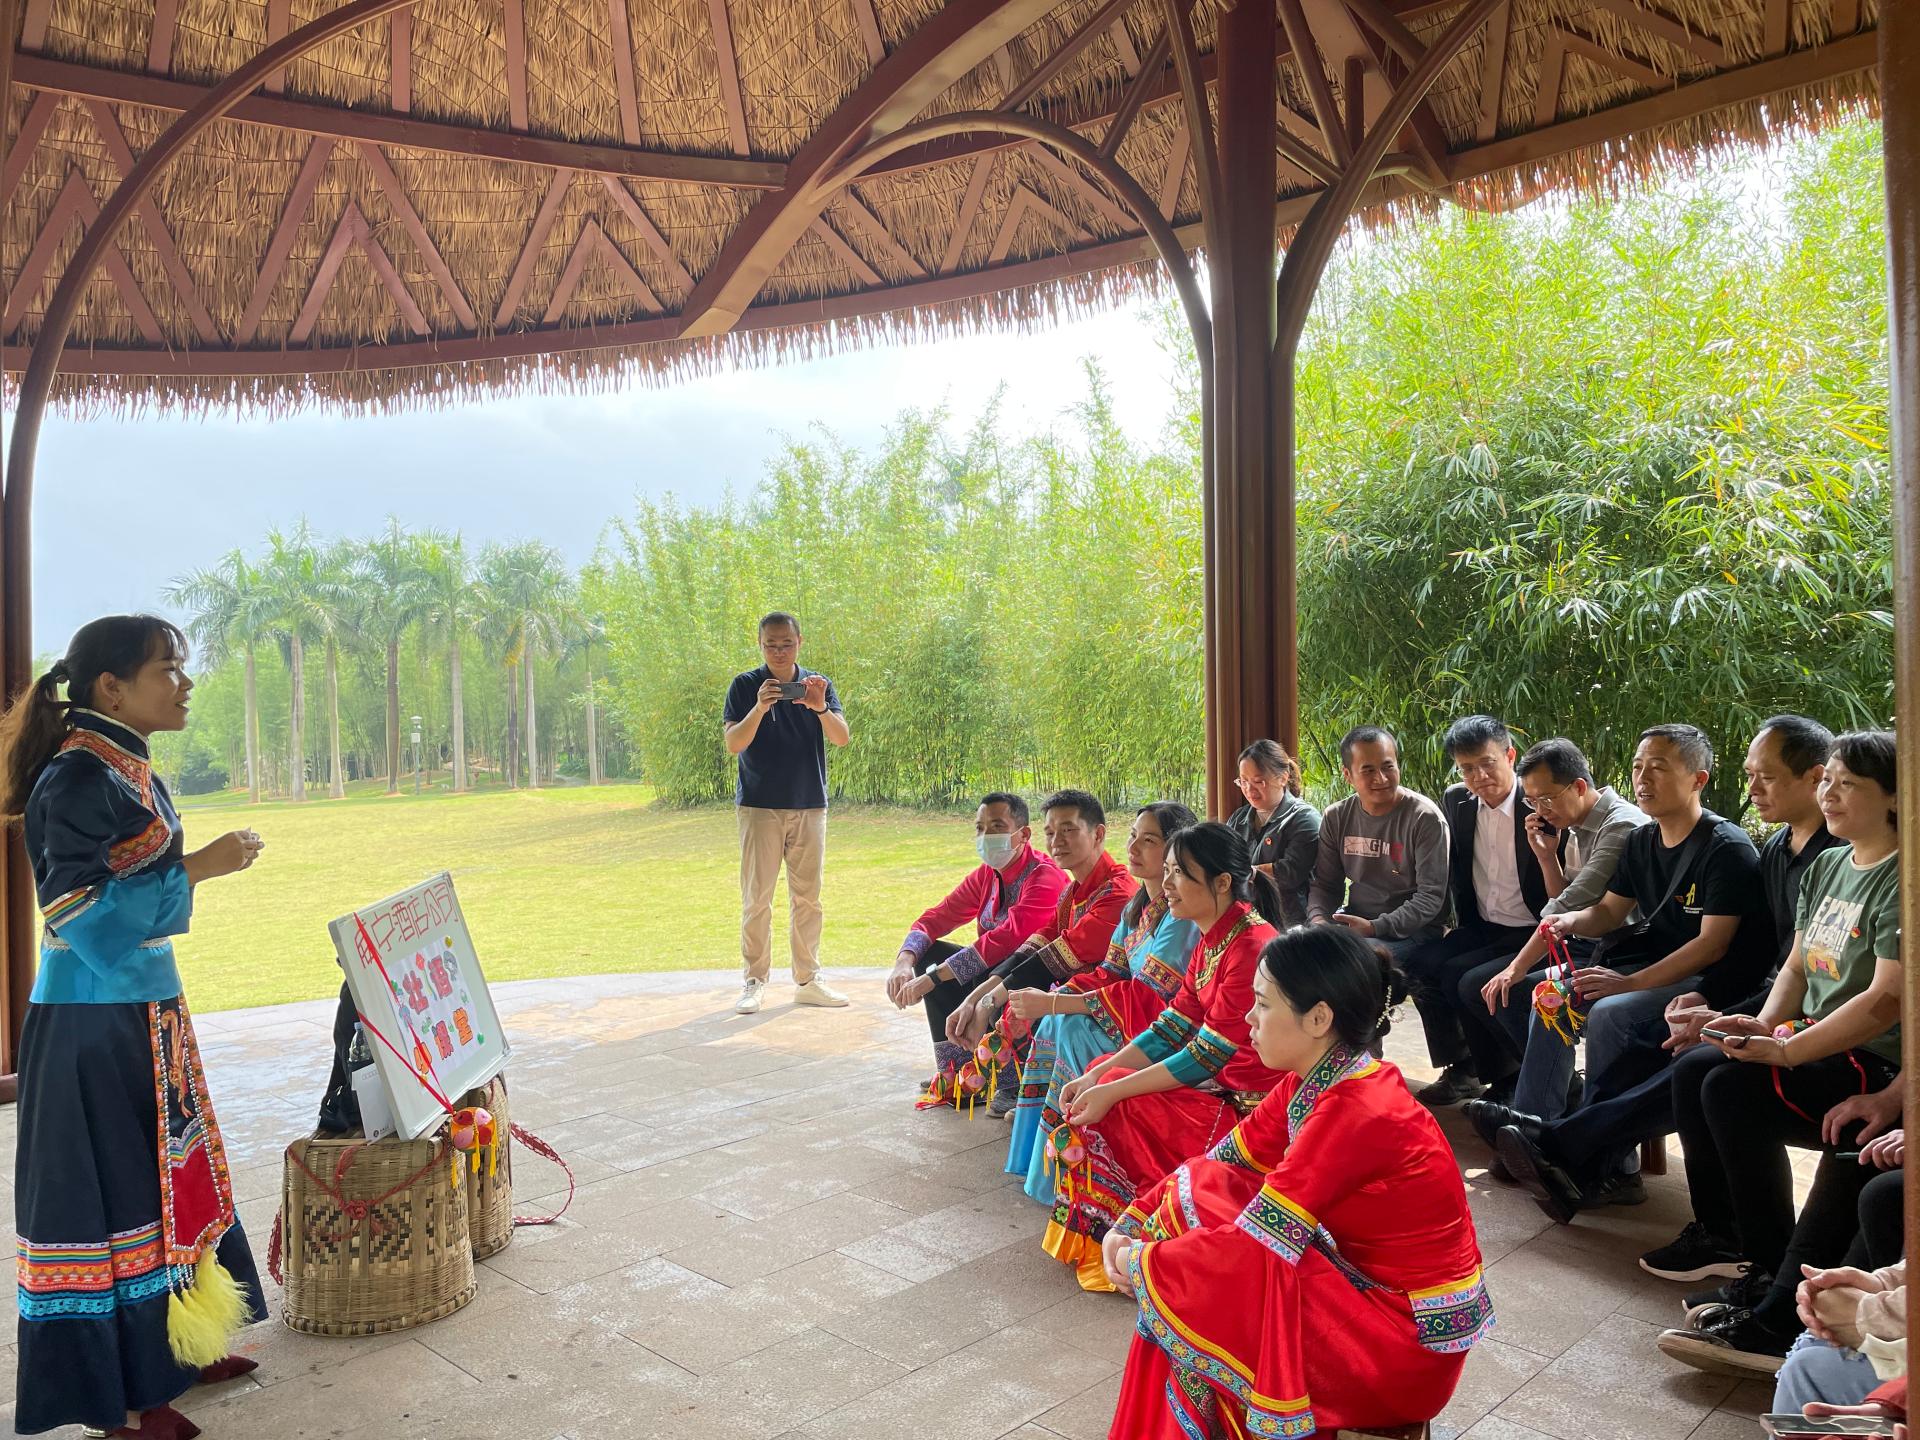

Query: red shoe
(81, 1406), (203, 1440)
(197, 1355), (260, 1385)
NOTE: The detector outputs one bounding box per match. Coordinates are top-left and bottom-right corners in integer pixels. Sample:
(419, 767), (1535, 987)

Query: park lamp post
(411, 715), (423, 795)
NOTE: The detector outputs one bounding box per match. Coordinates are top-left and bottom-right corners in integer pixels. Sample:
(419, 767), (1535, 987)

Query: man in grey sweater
(1307, 725), (1450, 962)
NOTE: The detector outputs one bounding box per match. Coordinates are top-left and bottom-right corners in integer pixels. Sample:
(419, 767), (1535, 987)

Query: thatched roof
(0, 0), (1881, 412)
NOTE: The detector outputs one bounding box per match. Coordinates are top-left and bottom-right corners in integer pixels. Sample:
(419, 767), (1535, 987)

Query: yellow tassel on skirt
(166, 1250), (249, 1368)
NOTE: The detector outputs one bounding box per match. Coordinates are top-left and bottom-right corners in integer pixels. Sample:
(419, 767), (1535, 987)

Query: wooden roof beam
(505, 0), (530, 129)
(147, 0), (178, 73)
(1099, 25), (1170, 158)
(11, 54), (788, 188)
(608, 0), (640, 144)
(391, 9), (411, 112)
(1276, 0), (1352, 164)
(4, 169), (163, 343)
(290, 201), (429, 342)
(710, 0), (751, 155)
(998, 0), (1136, 113)
(83, 99), (218, 342)
(543, 219), (662, 324)
(938, 154), (995, 273)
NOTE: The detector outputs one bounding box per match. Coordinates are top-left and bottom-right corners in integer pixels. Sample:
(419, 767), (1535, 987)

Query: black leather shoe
(1496, 1124), (1583, 1225)
(1464, 1099), (1547, 1152)
(1414, 1064), (1485, 1108)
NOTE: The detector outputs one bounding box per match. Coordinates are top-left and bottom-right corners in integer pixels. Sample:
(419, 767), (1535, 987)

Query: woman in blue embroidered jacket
(1103, 925), (1491, 1440)
(3, 617), (268, 1440)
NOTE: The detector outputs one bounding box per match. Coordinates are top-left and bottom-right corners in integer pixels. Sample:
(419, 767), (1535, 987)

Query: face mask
(976, 832), (1019, 867)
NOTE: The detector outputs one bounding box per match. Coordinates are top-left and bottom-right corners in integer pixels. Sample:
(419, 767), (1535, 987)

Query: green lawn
(175, 784), (980, 1011)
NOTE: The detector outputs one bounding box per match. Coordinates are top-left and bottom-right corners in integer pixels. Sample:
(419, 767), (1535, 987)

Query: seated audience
(889, 792), (1065, 1077)
(1767, 1153), (1905, 1413)
(1307, 725), (1449, 962)
(1225, 739), (1321, 929)
(1487, 724), (1769, 1212)
(1405, 715), (1558, 1108)
(1463, 738), (1648, 1108)
(1001, 802), (1201, 1202)
(1044, 823), (1282, 1289)
(1642, 730), (1901, 1374)
(903, 790), (1135, 1105)
(1101, 926), (1491, 1440)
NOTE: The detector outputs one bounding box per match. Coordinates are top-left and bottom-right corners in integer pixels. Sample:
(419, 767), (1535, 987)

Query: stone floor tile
(1492, 1314), (1736, 1440)
(692, 1325), (911, 1431)
(739, 1249), (919, 1317)
(1437, 1337), (1550, 1434)
(1482, 1233), (1660, 1359)
(801, 1323), (1116, 1440)
(1463, 1179), (1554, 1266)
(186, 1336), (482, 1439)
(1031, 1372), (1124, 1440)
(1455, 1418), (1563, 1440)
(667, 1189), (908, 1284)
(1028, 1289), (1141, 1366)
(819, 1239), (1081, 1367)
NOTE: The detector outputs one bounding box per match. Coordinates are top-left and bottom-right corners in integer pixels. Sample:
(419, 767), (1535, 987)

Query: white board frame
(329, 872), (510, 1142)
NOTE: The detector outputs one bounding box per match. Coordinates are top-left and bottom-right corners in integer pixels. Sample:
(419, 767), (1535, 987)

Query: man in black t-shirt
(1485, 725), (1765, 1217)
(722, 612), (851, 1015)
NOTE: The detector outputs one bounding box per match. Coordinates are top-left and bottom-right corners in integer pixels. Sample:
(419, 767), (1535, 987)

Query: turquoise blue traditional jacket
(26, 709), (188, 1005)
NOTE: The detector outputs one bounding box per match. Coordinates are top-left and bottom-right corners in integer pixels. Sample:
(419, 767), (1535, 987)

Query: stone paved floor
(0, 971), (1783, 1440)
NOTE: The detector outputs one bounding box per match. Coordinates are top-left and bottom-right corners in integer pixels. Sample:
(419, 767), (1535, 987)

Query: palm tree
(258, 525), (328, 802)
(418, 531), (481, 794)
(307, 540), (363, 799)
(360, 519), (433, 795)
(166, 550), (274, 803)
(479, 541), (567, 788)
(563, 575), (608, 786)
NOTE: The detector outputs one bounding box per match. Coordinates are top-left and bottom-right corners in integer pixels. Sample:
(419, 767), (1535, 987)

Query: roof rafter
(291, 201), (428, 342)
(82, 99), (218, 343)
(543, 218), (662, 324)
(4, 168), (163, 344)
(236, 137), (335, 345)
(11, 54), (787, 189)
(987, 183), (1087, 264)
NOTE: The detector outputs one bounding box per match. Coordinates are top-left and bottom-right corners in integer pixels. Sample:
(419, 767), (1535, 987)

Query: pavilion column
(1881, 0), (1920, 1352)
(1203, 0), (1280, 819)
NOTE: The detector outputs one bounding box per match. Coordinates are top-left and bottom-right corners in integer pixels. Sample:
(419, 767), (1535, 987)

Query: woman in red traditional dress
(1104, 925), (1492, 1440)
(1044, 822), (1284, 1290)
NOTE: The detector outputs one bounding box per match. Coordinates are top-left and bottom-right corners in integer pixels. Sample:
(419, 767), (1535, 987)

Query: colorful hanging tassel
(166, 1249), (249, 1368)
(1530, 927), (1587, 1045)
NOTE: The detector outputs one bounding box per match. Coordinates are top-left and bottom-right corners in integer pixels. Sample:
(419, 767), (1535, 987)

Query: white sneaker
(736, 978), (768, 1014)
(794, 978), (850, 1008)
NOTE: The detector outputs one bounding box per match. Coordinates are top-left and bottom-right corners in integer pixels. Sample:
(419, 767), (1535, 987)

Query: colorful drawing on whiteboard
(329, 873), (509, 1142)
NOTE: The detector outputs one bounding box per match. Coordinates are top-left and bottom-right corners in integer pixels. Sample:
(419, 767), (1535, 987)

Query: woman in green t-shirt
(1650, 729), (1901, 1377)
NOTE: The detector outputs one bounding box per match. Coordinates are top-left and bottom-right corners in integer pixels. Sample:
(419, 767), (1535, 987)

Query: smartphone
(776, 680), (809, 701)
(1761, 1415), (1899, 1436)
(1700, 1027), (1738, 1042)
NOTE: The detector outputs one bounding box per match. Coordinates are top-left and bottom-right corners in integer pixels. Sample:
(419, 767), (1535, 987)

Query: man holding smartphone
(722, 612), (851, 1014)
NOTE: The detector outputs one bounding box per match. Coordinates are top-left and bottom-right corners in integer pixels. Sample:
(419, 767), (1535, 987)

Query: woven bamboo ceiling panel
(0, 0), (1880, 409)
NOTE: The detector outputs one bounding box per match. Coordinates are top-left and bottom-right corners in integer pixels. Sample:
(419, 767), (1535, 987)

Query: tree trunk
(504, 662), (520, 789)
(385, 637), (401, 794)
(450, 638), (468, 793)
(524, 636), (540, 791)
(243, 644), (261, 805)
(585, 651), (602, 786)
(288, 634), (308, 803)
(325, 635), (346, 799)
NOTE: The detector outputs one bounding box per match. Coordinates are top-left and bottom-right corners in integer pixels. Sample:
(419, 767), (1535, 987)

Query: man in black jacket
(1407, 715), (1558, 1107)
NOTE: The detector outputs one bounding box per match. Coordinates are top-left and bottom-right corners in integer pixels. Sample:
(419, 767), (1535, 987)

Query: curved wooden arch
(815, 109), (1214, 381)
(2, 0), (423, 697)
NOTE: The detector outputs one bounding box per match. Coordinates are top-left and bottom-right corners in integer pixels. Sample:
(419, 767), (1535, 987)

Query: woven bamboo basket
(458, 1075), (513, 1259)
(279, 1129), (476, 1336)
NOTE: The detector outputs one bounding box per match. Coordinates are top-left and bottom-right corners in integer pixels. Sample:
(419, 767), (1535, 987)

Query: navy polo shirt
(722, 665), (842, 809)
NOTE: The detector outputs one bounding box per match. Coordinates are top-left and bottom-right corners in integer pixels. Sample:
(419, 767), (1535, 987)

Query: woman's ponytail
(0, 664), (75, 820)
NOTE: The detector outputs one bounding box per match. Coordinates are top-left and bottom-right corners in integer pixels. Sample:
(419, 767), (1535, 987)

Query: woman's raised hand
(187, 829), (264, 884)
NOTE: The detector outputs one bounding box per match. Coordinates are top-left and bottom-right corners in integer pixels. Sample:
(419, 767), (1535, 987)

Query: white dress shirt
(1472, 785), (1536, 928)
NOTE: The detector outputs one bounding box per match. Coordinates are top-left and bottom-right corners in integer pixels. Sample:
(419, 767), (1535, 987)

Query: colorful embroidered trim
(108, 815), (173, 878)
(60, 726), (155, 810)
(1132, 1248), (1317, 1439)
(1040, 933), (1083, 980)
(1235, 1186), (1316, 1265)
(1181, 1024), (1238, 1079)
(1286, 1044), (1378, 1141)
(41, 886), (95, 928)
(1208, 1126), (1260, 1171)
(900, 929), (932, 959)
(1410, 1270), (1497, 1353)
(1194, 911), (1257, 991)
(16, 1223), (190, 1320)
(1146, 1007), (1199, 1055)
(150, 998), (238, 1267)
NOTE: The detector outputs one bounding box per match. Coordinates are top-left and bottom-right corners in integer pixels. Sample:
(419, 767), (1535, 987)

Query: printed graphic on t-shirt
(1679, 882), (1700, 915)
(1802, 894), (1864, 980)
(1344, 836), (1405, 866)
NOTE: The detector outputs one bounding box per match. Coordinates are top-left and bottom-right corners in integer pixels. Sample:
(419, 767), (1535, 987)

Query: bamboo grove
(158, 123), (1891, 817)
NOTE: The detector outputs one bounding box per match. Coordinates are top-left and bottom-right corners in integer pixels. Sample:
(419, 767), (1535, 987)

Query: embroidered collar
(69, 708), (151, 760)
(1194, 902), (1256, 990)
(1285, 1042), (1377, 1140)
(1121, 894), (1172, 957)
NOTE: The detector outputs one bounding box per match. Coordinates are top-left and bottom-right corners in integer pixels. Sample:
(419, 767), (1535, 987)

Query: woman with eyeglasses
(1225, 739), (1321, 929)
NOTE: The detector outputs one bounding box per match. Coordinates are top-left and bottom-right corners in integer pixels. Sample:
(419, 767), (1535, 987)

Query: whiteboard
(328, 872), (510, 1142)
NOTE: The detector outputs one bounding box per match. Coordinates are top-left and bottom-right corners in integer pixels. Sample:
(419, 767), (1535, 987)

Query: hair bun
(46, 661), (69, 684)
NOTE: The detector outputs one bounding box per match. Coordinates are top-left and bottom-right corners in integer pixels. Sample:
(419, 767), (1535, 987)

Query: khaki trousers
(738, 806), (827, 984)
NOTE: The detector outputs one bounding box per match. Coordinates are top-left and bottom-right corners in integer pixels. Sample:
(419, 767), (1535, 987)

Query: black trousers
(1676, 1047), (1898, 1323)
(1403, 921), (1536, 1076)
(913, 941), (977, 1053)
(1844, 1167), (1905, 1271)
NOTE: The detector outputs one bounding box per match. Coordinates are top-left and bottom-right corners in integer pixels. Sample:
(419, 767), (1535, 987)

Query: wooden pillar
(1881, 0), (1920, 1358)
(0, 0), (26, 1094)
(1204, 0), (1279, 818)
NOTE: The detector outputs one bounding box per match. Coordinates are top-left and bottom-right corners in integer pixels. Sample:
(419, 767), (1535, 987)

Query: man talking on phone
(723, 612), (851, 1015)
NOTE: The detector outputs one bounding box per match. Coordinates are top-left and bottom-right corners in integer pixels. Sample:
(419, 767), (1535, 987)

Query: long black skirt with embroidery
(13, 1000), (266, 1435)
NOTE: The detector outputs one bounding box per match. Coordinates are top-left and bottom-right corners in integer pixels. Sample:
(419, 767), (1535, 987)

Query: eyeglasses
(1528, 781), (1576, 810)
(1456, 759), (1506, 781)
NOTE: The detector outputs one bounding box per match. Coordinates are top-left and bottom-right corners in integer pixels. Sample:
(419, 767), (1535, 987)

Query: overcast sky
(24, 296), (1183, 656)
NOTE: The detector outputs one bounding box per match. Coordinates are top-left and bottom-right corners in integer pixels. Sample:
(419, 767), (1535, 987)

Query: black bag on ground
(316, 981), (364, 1134)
